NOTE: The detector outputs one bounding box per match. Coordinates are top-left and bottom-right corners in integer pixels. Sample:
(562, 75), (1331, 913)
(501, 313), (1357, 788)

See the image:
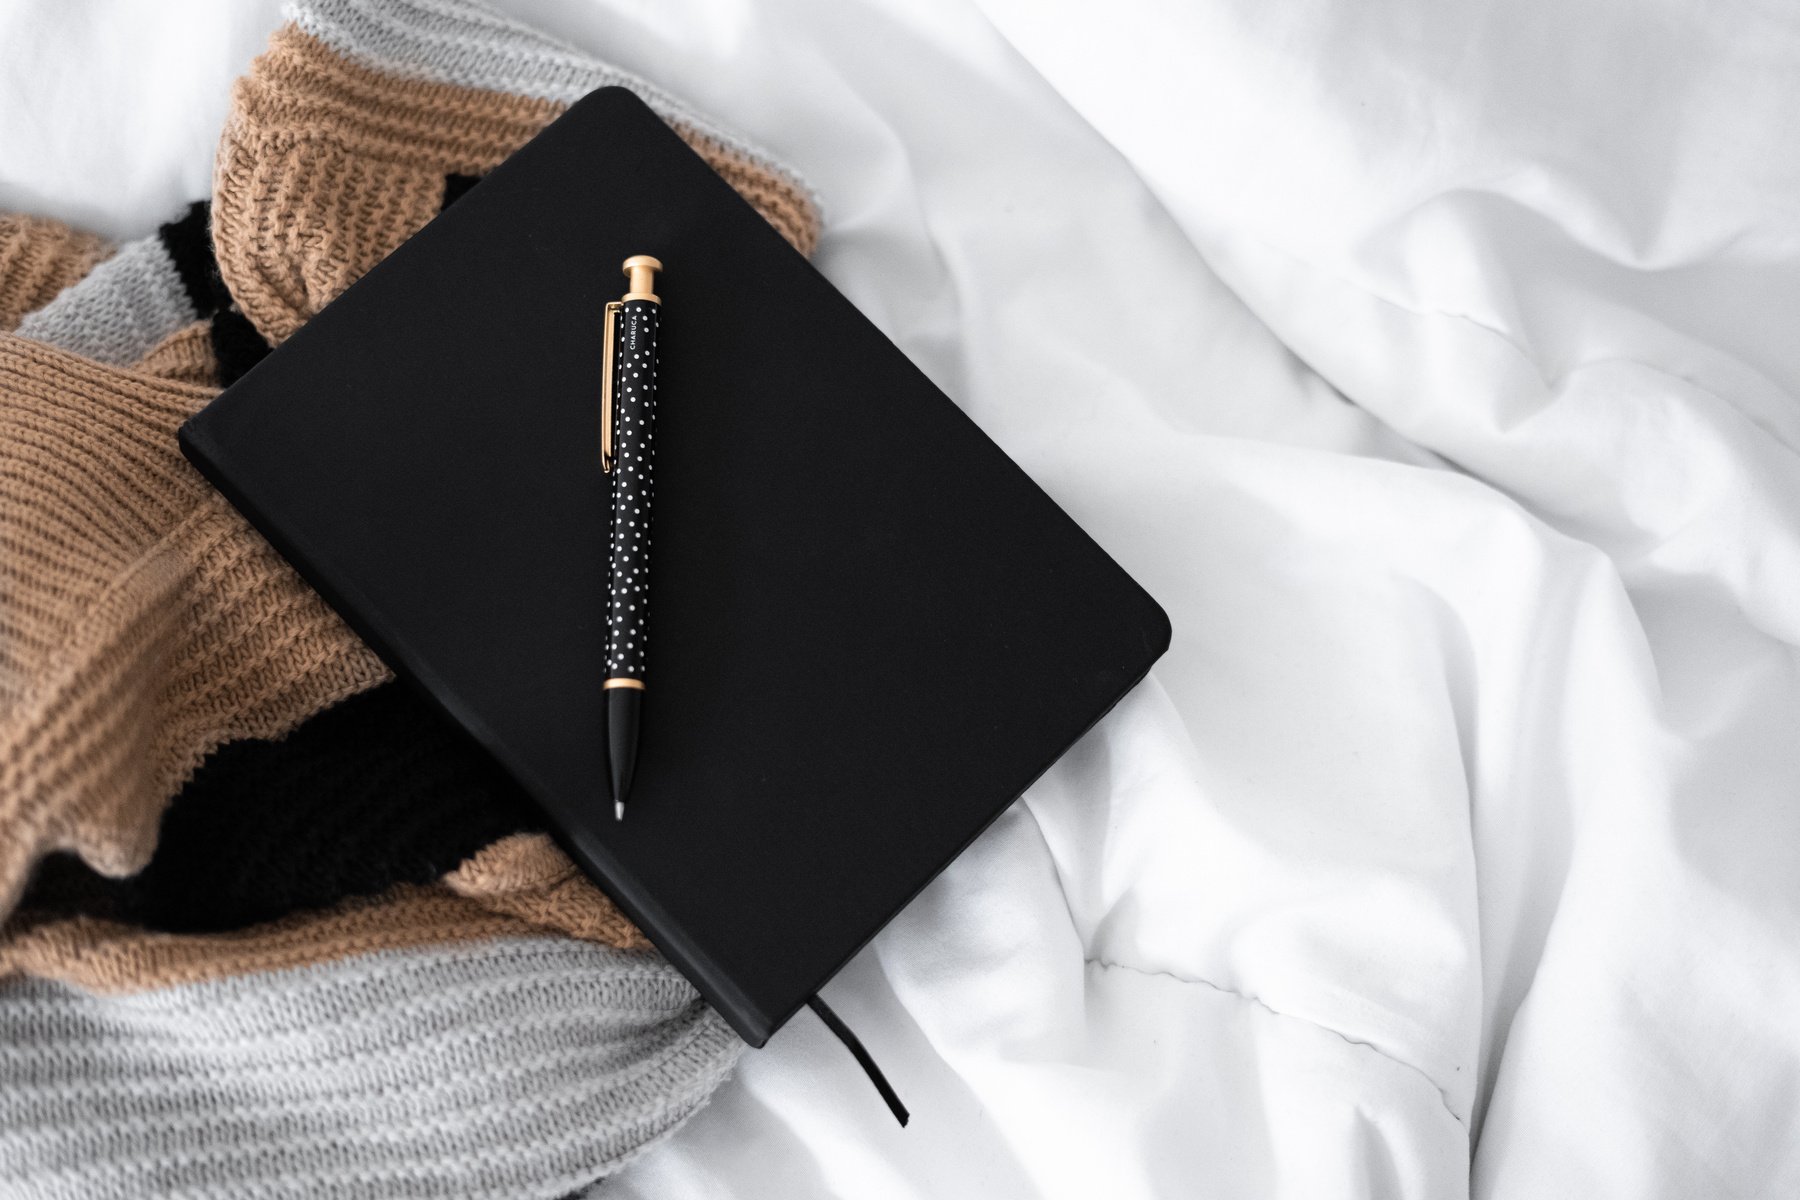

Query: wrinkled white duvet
(4, 0), (1797, 1196)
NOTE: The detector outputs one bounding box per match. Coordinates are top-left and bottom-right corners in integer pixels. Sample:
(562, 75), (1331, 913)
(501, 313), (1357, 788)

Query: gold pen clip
(600, 299), (622, 472)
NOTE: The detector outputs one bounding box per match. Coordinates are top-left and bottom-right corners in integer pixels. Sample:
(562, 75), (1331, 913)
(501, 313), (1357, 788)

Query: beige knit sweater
(0, 337), (389, 916)
(0, 30), (821, 922)
(214, 25), (819, 345)
(0, 215), (113, 331)
(2, 832), (646, 991)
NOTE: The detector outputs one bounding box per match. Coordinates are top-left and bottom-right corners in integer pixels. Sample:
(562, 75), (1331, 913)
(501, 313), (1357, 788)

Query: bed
(4, 0), (1796, 1195)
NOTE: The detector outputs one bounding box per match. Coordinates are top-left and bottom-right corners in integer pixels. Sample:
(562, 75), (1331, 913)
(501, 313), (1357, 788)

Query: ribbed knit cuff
(0, 937), (741, 1199)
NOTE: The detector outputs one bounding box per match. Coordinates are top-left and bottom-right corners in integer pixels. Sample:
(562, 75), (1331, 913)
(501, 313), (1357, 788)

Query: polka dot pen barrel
(600, 255), (661, 820)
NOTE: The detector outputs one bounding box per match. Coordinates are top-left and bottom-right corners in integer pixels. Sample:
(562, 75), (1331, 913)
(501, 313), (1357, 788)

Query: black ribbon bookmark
(807, 995), (910, 1127)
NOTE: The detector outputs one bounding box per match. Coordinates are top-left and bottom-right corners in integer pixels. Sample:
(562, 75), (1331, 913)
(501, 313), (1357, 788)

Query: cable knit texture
(0, 214), (113, 331)
(0, 336), (389, 917)
(215, 6), (820, 345)
(0, 937), (741, 1199)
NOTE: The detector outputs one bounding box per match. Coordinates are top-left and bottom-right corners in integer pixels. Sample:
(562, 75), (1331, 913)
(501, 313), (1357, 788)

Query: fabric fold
(0, 936), (739, 1200)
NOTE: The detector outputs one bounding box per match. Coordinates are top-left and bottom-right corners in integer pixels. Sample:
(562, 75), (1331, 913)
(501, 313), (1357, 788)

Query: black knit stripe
(442, 172), (483, 209)
(157, 201), (222, 318)
(15, 171), (523, 933)
(18, 684), (543, 932)
(155, 197), (278, 383)
(209, 306), (273, 386)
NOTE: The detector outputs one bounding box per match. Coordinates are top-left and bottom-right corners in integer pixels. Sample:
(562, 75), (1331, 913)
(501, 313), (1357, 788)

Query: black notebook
(179, 87), (1169, 1047)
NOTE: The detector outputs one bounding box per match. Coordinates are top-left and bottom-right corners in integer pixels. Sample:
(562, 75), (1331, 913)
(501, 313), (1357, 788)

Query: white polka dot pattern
(606, 299), (658, 682)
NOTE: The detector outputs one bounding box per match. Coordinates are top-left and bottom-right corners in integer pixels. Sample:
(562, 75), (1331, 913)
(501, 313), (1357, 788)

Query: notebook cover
(179, 88), (1170, 1047)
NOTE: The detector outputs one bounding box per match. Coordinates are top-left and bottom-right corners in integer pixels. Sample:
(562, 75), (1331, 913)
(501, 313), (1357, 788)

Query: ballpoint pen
(601, 254), (661, 821)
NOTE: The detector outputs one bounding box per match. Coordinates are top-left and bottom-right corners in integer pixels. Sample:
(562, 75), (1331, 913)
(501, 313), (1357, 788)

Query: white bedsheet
(4, 1), (1798, 1196)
